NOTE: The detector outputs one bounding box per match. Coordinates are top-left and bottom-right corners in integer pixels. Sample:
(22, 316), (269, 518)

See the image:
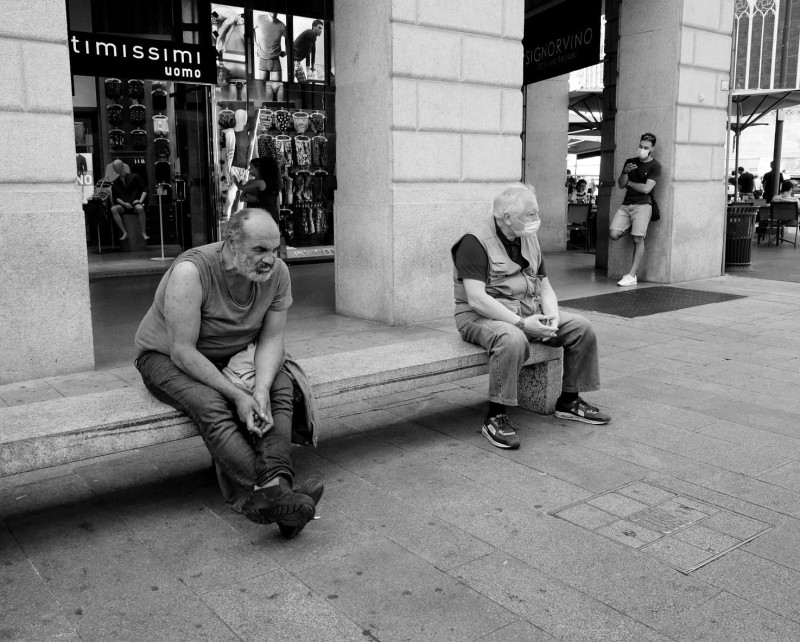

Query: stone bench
(0, 335), (562, 477)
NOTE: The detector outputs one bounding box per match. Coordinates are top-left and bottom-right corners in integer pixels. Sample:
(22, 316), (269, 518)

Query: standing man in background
(609, 133), (661, 287)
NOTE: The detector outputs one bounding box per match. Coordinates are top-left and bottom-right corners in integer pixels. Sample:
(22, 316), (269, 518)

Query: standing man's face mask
(638, 140), (653, 160)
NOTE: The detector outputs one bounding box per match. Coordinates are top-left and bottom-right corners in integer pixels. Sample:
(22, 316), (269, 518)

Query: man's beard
(232, 245), (272, 282)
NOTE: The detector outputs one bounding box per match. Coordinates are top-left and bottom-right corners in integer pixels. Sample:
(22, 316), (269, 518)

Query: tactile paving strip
(551, 481), (772, 574)
(560, 286), (746, 318)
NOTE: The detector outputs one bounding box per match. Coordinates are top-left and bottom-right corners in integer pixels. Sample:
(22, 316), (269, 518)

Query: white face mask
(638, 148), (651, 160)
(508, 215), (540, 238)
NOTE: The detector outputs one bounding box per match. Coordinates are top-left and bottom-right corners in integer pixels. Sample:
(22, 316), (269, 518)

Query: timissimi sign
(523, 0), (602, 85)
(68, 32), (216, 84)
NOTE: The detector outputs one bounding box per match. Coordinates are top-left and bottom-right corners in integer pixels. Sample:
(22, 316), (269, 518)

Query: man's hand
(253, 388), (274, 435)
(523, 315), (558, 341)
(234, 392), (267, 437)
(623, 162), (637, 174)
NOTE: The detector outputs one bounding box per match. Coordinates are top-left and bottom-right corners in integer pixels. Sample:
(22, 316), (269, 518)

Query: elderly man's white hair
(492, 183), (537, 219)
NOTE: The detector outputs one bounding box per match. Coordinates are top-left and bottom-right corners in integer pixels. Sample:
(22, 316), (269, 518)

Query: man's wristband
(514, 316), (525, 330)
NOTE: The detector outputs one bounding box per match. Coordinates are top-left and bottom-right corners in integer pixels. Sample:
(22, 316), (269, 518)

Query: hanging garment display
(311, 135), (328, 170)
(106, 104), (124, 125)
(292, 111), (309, 134)
(154, 136), (171, 159)
(104, 77), (122, 100)
(276, 135), (293, 168)
(127, 79), (145, 101)
(274, 109), (291, 133)
(218, 108), (236, 129)
(155, 160), (172, 184)
(153, 114), (169, 137)
(257, 134), (276, 159)
(279, 208), (294, 243)
(109, 128), (126, 149)
(131, 129), (147, 150)
(259, 109), (274, 132)
(129, 104), (146, 125)
(309, 111), (325, 134)
(152, 83), (168, 112)
(294, 135), (311, 171)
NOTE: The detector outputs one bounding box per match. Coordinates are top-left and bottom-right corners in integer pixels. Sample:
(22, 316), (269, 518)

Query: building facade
(2, 0), (735, 383)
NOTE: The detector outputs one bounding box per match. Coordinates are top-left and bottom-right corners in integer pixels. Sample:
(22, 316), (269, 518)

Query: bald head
(228, 208), (279, 247)
(111, 159), (127, 175)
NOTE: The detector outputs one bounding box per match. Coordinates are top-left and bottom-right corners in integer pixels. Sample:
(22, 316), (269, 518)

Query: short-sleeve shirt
(256, 17), (285, 59)
(134, 242), (292, 364)
(112, 173), (145, 204)
(623, 157), (661, 205)
(453, 222), (547, 283)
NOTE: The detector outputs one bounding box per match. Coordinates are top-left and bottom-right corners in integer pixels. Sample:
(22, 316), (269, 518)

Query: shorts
(610, 203), (652, 237)
(230, 166), (249, 183)
(259, 57), (282, 74)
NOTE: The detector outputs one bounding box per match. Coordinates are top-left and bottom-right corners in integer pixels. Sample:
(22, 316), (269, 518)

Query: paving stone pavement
(2, 275), (800, 641)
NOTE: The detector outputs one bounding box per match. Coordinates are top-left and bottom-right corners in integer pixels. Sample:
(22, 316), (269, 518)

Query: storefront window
(69, 0), (335, 265)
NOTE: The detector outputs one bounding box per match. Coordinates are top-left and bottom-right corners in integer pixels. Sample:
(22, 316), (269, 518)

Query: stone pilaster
(609, 0), (733, 282)
(0, 0), (94, 383)
(336, 0), (524, 324)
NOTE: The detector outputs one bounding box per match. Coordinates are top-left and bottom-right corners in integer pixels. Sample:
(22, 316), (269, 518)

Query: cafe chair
(567, 203), (592, 252)
(766, 201), (799, 247)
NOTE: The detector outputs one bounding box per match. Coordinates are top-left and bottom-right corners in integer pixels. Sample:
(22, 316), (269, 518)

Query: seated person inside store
(451, 183), (610, 450)
(571, 179), (588, 203)
(134, 208), (323, 538)
(110, 159), (149, 242)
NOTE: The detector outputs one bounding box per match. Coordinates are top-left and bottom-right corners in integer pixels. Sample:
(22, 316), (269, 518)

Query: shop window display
(208, 2), (336, 256)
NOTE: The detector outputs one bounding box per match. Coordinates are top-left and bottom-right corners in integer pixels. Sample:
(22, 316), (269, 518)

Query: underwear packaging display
(218, 109), (236, 129)
(104, 78), (122, 100)
(127, 79), (145, 101)
(129, 104), (146, 125)
(109, 128), (125, 149)
(106, 104), (123, 125)
(130, 129), (147, 150)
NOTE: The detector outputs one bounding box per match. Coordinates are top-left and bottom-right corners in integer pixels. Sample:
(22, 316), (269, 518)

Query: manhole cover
(552, 481), (773, 573)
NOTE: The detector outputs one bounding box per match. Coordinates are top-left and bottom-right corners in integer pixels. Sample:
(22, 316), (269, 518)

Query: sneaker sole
(279, 481), (325, 539)
(554, 410), (610, 425)
(481, 425), (520, 449)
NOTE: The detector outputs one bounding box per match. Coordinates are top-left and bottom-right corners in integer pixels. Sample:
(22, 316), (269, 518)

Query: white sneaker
(617, 274), (637, 287)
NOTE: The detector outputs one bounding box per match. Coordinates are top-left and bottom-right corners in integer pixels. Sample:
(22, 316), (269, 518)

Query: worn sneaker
(482, 414), (520, 449)
(278, 479), (325, 539)
(617, 274), (637, 287)
(554, 397), (611, 425)
(241, 484), (315, 527)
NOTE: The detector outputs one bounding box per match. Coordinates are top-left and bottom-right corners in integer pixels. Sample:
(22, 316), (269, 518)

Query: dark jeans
(135, 351), (294, 489)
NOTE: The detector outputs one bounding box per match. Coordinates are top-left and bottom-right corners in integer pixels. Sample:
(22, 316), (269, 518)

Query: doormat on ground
(552, 481), (772, 574)
(560, 286), (745, 318)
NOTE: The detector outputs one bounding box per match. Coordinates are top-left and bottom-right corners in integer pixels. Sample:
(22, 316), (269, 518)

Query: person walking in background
(762, 161), (784, 203)
(736, 166), (755, 200)
(609, 132), (661, 287)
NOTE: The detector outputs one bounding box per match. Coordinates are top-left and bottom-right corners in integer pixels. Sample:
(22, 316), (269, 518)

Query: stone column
(524, 75), (569, 252)
(335, 0), (524, 324)
(0, 2), (94, 383)
(608, 0), (733, 282)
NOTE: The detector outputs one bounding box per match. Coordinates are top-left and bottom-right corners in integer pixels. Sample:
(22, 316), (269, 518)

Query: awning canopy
(568, 89), (603, 156)
(730, 89), (800, 132)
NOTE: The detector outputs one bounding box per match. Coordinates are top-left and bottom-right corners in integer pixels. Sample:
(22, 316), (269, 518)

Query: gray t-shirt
(135, 242), (292, 363)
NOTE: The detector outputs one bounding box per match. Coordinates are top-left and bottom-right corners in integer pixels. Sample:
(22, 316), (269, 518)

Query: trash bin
(725, 206), (757, 271)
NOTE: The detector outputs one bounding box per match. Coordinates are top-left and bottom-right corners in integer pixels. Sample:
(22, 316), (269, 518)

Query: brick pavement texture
(2, 276), (800, 640)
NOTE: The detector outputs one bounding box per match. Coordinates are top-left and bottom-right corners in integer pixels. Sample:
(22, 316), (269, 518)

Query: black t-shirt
(737, 172), (754, 193)
(454, 222), (546, 283)
(623, 156), (661, 205)
(762, 171), (784, 201)
(112, 173), (145, 204)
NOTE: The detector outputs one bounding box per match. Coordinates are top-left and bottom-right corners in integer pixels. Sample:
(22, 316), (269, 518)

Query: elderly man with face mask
(134, 208), (322, 537)
(451, 183), (610, 450)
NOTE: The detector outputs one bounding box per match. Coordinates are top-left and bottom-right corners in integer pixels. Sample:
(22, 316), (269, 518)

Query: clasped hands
(234, 389), (273, 437)
(521, 314), (559, 341)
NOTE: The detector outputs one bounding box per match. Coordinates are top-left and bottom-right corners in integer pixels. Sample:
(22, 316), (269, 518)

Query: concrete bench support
(0, 335), (563, 477)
